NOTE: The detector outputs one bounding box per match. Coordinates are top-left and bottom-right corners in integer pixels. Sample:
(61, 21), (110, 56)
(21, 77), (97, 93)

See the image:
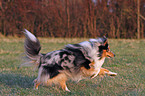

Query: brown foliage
(0, 0), (145, 38)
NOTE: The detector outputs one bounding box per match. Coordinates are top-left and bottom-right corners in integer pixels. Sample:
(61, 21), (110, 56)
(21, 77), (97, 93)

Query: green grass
(0, 37), (145, 96)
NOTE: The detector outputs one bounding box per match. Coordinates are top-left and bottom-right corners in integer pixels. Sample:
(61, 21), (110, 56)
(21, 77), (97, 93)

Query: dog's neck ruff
(94, 57), (105, 69)
(64, 39), (106, 79)
(79, 41), (100, 60)
(79, 40), (106, 69)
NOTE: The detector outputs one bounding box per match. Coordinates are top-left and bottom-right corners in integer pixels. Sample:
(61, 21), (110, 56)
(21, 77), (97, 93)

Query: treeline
(0, 0), (145, 38)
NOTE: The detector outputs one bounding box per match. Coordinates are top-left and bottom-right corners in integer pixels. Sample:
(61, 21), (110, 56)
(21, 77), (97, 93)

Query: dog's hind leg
(47, 73), (70, 92)
(33, 79), (41, 90)
(59, 79), (70, 92)
(56, 73), (70, 92)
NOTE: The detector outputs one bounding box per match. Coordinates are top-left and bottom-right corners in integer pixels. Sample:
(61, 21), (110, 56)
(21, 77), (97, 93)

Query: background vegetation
(0, 0), (145, 95)
(0, 0), (145, 38)
(0, 38), (144, 95)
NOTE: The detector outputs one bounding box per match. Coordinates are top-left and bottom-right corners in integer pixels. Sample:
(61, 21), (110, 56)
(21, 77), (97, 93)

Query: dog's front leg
(99, 68), (117, 76)
(90, 68), (100, 79)
(89, 62), (101, 79)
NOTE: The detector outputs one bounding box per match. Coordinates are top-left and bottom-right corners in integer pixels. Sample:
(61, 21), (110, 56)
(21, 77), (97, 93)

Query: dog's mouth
(106, 52), (115, 58)
(107, 55), (112, 58)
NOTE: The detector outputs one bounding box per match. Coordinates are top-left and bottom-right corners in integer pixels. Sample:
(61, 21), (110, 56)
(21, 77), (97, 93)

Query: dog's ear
(103, 36), (107, 39)
(102, 36), (107, 44)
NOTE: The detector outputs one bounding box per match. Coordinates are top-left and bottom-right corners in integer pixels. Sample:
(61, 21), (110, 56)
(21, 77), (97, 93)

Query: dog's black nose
(114, 54), (116, 57)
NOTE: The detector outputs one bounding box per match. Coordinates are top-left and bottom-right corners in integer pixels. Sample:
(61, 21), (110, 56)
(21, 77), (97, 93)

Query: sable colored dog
(22, 29), (117, 92)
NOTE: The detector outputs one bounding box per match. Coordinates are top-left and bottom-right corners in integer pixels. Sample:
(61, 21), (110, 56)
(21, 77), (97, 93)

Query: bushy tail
(21, 29), (42, 67)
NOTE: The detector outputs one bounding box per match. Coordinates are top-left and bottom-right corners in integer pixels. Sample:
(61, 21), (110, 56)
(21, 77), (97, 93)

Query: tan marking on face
(104, 41), (108, 46)
(102, 50), (115, 58)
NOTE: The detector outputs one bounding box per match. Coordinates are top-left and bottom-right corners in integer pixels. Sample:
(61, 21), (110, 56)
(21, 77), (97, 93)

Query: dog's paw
(107, 71), (117, 76)
(91, 74), (98, 79)
(65, 86), (71, 92)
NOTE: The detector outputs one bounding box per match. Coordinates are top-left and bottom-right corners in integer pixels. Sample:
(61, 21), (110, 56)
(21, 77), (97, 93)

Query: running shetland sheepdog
(22, 29), (117, 92)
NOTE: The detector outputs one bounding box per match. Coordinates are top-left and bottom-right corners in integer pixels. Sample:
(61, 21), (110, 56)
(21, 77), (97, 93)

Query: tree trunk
(137, 0), (140, 39)
(65, 0), (70, 37)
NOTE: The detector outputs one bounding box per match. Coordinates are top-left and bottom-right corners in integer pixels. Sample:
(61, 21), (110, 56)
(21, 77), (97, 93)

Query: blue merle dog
(22, 29), (116, 92)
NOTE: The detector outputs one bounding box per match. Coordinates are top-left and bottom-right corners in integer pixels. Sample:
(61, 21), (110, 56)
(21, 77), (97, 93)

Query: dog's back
(37, 44), (92, 80)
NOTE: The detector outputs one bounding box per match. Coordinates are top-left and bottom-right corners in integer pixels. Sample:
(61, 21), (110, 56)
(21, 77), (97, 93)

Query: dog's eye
(107, 46), (110, 51)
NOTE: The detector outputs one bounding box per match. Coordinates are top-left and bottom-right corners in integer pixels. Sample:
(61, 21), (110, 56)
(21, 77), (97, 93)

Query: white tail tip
(24, 29), (37, 42)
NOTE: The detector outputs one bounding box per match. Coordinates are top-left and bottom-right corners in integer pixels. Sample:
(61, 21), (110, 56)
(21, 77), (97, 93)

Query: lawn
(0, 37), (145, 96)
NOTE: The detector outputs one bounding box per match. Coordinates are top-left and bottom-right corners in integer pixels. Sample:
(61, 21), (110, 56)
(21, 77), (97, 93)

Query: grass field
(0, 37), (145, 96)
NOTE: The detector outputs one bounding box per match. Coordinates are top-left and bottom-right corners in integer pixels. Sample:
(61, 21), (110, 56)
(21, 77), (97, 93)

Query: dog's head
(89, 36), (115, 59)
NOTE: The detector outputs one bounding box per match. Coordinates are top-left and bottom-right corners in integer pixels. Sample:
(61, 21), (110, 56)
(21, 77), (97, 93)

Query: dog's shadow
(0, 73), (35, 88)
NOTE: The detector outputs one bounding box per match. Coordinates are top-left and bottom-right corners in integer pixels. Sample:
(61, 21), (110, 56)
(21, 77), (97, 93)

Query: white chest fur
(91, 57), (105, 79)
(94, 57), (105, 69)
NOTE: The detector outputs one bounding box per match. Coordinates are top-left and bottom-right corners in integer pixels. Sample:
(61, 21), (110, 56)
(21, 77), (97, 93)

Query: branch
(140, 14), (145, 20)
